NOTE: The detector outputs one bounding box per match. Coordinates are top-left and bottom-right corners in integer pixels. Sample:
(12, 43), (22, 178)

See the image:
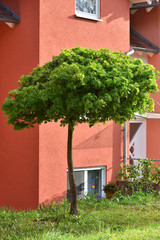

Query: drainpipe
(123, 49), (135, 167)
(125, 49), (135, 56)
(123, 121), (127, 167)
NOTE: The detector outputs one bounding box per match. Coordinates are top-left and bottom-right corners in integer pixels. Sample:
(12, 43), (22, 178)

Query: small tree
(1, 47), (159, 214)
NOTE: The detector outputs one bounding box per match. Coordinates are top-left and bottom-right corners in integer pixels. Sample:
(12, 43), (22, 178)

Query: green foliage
(1, 47), (159, 130)
(116, 159), (160, 184)
(140, 158), (154, 184)
(116, 163), (141, 182)
(0, 193), (160, 240)
(153, 164), (160, 184)
(116, 159), (160, 194)
(103, 182), (118, 193)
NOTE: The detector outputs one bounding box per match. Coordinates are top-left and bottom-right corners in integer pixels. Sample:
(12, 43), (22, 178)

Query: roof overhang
(0, 1), (20, 25)
(135, 113), (160, 119)
(131, 0), (153, 5)
(130, 0), (160, 10)
(130, 28), (159, 54)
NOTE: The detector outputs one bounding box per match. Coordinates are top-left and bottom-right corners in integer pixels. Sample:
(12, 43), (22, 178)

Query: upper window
(75, 0), (101, 21)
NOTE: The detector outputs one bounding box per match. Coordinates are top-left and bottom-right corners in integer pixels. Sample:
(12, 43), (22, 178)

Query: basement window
(67, 166), (106, 201)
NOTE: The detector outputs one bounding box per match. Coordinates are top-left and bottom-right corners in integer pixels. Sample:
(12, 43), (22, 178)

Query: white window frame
(75, 0), (102, 21)
(67, 166), (106, 198)
(130, 117), (147, 160)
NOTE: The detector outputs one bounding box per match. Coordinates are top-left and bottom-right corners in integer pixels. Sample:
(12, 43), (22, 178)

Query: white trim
(126, 49), (135, 56)
(131, 0), (152, 4)
(101, 167), (106, 197)
(145, 7), (154, 12)
(145, 113), (160, 119)
(67, 166), (106, 198)
(96, 0), (100, 18)
(73, 166), (105, 171)
(146, 0), (152, 4)
(134, 113), (160, 119)
(5, 22), (15, 28)
(130, 118), (147, 160)
(75, 13), (103, 21)
(84, 170), (88, 195)
(134, 114), (147, 119)
(130, 118), (146, 123)
(75, 0), (102, 21)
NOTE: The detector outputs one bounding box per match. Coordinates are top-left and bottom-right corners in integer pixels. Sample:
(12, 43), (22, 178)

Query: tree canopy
(1, 47), (159, 214)
(2, 47), (159, 130)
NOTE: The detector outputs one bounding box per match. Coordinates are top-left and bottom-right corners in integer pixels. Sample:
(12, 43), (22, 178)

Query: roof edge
(131, 28), (159, 53)
(130, 1), (160, 10)
(132, 47), (159, 53)
(0, 2), (20, 24)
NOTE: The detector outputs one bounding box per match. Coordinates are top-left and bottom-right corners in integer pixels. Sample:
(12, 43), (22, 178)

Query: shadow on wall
(101, 0), (129, 23)
(41, 123), (123, 206)
(73, 125), (112, 150)
(40, 182), (84, 206)
(40, 191), (68, 206)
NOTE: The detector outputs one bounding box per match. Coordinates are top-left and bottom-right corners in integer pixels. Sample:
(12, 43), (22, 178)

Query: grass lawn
(0, 192), (160, 240)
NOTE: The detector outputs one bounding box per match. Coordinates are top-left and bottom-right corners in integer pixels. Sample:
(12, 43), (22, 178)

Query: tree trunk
(67, 124), (78, 215)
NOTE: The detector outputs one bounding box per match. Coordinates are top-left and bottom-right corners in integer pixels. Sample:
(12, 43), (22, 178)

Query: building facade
(0, 0), (160, 210)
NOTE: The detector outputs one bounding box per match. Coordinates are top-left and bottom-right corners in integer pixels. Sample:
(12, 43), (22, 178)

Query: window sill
(75, 14), (103, 22)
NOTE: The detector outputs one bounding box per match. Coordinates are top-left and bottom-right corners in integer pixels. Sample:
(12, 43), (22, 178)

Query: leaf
(1, 47), (159, 130)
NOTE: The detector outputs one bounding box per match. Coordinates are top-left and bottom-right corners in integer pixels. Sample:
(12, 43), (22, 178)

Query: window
(67, 166), (106, 201)
(75, 0), (102, 21)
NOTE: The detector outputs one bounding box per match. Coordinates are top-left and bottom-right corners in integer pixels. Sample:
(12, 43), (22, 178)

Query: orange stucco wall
(39, 0), (129, 204)
(0, 0), (39, 209)
(147, 119), (160, 160)
(0, 0), (130, 208)
(39, 122), (123, 204)
(39, 0), (130, 60)
(131, 7), (160, 162)
(1, 1), (160, 209)
(148, 55), (160, 113)
(131, 7), (160, 113)
(131, 7), (159, 47)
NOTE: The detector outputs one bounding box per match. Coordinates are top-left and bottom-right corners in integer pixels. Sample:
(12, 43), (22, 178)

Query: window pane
(130, 123), (142, 142)
(67, 171), (84, 201)
(76, 0), (96, 14)
(88, 170), (101, 196)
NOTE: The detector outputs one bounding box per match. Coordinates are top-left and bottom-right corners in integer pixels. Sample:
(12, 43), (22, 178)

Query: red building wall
(0, 0), (39, 209)
(39, 0), (130, 204)
(131, 6), (160, 162)
(131, 7), (159, 47)
(0, 0), (130, 209)
(147, 119), (160, 160)
(131, 7), (160, 113)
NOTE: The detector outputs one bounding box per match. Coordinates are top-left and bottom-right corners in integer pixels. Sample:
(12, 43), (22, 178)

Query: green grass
(1, 192), (160, 240)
